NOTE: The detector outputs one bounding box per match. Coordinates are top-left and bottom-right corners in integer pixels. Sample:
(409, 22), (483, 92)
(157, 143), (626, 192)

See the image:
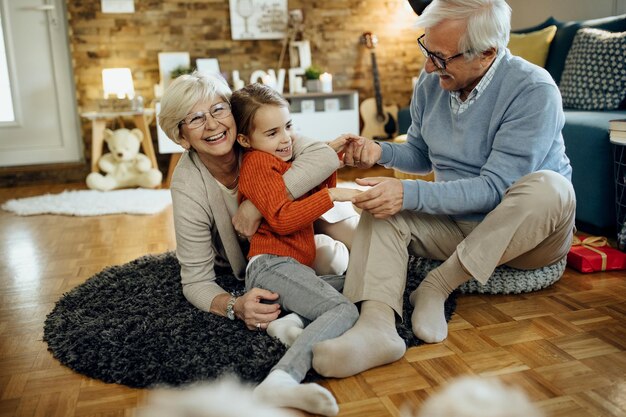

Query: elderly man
(312, 0), (575, 378)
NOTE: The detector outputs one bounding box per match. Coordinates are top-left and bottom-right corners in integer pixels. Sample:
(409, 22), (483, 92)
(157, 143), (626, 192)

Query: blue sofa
(398, 14), (626, 235)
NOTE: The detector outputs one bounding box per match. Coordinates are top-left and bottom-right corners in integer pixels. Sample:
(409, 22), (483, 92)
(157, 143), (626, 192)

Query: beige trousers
(343, 171), (577, 317)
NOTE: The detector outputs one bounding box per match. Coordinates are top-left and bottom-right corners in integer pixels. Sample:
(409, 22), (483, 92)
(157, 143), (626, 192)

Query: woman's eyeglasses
(179, 102), (231, 130)
(417, 34), (470, 70)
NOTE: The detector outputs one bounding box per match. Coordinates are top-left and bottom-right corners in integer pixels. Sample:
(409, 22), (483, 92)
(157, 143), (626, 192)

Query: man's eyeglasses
(179, 102), (231, 130)
(417, 34), (469, 70)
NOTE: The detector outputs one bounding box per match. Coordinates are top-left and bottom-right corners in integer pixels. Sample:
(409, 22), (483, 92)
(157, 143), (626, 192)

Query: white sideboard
(284, 90), (359, 142)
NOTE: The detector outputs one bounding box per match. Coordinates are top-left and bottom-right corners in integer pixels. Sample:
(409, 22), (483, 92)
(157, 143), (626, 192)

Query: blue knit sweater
(379, 49), (572, 221)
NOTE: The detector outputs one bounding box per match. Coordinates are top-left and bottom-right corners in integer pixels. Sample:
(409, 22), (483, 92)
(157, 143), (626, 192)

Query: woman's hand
(233, 199), (262, 239)
(234, 288), (281, 331)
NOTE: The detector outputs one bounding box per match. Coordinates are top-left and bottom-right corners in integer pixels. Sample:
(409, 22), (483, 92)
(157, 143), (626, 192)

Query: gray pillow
(559, 28), (626, 110)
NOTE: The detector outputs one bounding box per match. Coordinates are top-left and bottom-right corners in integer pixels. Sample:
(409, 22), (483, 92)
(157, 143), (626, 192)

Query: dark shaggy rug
(43, 252), (457, 388)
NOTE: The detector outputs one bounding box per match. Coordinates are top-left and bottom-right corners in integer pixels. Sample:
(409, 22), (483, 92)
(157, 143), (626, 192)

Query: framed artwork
(158, 52), (190, 89)
(196, 58), (221, 76)
(229, 0), (288, 40)
(101, 0), (134, 13)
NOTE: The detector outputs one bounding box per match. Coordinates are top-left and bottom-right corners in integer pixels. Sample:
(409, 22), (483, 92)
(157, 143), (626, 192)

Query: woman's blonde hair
(158, 71), (232, 144)
(230, 83), (289, 138)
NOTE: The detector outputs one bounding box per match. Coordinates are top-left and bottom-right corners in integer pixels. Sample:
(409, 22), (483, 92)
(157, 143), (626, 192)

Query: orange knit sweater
(238, 150), (336, 267)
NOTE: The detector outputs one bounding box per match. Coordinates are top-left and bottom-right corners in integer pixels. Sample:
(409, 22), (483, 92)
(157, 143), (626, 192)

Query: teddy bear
(86, 128), (162, 191)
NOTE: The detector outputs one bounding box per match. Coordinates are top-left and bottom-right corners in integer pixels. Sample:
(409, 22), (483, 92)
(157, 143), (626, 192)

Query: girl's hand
(234, 288), (281, 331)
(328, 187), (362, 202)
(343, 138), (382, 168)
(328, 133), (366, 152)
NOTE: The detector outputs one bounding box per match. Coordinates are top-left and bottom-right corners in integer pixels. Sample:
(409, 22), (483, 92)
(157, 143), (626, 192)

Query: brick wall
(66, 0), (425, 170)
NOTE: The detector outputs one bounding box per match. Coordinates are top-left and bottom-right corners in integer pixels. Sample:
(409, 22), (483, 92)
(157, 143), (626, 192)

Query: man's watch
(225, 295), (237, 320)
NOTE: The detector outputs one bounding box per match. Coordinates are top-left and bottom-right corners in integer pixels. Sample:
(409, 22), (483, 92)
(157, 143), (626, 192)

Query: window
(0, 12), (15, 123)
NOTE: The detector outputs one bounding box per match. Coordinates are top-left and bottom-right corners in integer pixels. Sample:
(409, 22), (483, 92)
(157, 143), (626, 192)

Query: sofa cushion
(547, 15), (626, 86)
(514, 15), (626, 86)
(508, 25), (557, 67)
(559, 28), (626, 111)
(563, 110), (626, 232)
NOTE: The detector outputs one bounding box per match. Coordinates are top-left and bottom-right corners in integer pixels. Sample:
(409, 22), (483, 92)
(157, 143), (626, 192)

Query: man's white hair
(417, 0), (511, 58)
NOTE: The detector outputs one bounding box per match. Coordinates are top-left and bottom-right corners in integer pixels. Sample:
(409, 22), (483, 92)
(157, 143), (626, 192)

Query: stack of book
(610, 119), (626, 145)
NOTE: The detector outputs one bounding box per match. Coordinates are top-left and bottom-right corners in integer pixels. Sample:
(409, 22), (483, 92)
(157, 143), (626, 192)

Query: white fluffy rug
(2, 189), (172, 216)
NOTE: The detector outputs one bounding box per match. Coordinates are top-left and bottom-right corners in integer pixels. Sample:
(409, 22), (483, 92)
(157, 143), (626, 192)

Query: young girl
(230, 83), (360, 416)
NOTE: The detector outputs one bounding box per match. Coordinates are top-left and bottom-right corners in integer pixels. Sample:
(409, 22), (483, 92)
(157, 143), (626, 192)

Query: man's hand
(233, 199), (262, 239)
(343, 137), (382, 168)
(328, 134), (371, 168)
(352, 177), (403, 218)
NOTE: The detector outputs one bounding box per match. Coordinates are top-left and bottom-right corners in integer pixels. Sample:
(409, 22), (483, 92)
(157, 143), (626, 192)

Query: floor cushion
(414, 257), (567, 295)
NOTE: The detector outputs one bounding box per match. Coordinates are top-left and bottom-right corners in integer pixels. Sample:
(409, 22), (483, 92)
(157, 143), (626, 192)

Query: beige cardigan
(170, 138), (339, 312)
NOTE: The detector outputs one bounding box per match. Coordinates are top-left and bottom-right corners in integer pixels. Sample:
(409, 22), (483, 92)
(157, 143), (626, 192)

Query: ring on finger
(256, 322), (261, 331)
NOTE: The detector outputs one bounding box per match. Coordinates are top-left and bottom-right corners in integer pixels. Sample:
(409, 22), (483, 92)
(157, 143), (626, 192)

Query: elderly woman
(158, 71), (358, 331)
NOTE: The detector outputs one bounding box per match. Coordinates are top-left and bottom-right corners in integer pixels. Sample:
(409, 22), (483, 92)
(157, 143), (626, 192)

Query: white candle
(262, 74), (277, 90)
(234, 79), (245, 91)
(320, 72), (333, 93)
(293, 77), (302, 92)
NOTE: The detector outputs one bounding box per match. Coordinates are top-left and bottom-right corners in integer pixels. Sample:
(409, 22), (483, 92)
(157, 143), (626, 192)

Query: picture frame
(196, 58), (221, 76)
(229, 0), (288, 40)
(158, 52), (190, 89)
(300, 99), (316, 113)
(324, 98), (340, 112)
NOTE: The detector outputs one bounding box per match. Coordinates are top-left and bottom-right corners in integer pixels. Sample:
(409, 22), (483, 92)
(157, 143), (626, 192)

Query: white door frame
(0, 0), (82, 167)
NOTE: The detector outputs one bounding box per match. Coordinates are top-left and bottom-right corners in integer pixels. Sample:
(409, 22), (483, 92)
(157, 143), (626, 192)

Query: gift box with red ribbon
(567, 235), (626, 273)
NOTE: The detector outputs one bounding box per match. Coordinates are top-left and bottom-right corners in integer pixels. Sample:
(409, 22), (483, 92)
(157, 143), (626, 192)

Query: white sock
(253, 370), (339, 416)
(267, 313), (304, 347)
(312, 300), (405, 378)
(410, 253), (471, 343)
(313, 234), (349, 275)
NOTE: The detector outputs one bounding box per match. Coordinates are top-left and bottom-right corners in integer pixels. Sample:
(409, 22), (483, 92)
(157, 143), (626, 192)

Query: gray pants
(344, 170), (577, 317)
(245, 254), (359, 381)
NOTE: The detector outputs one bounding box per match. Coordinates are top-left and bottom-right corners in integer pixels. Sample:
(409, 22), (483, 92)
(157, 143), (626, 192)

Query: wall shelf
(284, 90), (359, 141)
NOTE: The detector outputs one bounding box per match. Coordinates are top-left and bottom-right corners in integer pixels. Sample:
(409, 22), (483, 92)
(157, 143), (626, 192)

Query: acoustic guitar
(359, 32), (398, 140)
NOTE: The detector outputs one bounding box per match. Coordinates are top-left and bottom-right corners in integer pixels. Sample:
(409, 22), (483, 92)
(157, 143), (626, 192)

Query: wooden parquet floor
(0, 182), (624, 417)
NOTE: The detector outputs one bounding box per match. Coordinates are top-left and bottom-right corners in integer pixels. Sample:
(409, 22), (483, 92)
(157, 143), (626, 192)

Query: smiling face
(422, 19), (495, 95)
(237, 104), (293, 161)
(178, 97), (237, 159)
